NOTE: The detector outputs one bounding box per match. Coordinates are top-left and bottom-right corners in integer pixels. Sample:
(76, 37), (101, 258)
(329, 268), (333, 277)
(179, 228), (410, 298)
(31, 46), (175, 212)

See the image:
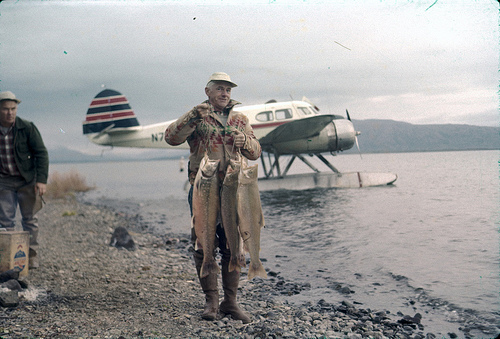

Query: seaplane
(82, 89), (397, 191)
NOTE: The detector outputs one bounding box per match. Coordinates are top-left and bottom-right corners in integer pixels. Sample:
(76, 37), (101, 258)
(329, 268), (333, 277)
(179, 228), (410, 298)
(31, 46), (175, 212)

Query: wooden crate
(0, 231), (29, 277)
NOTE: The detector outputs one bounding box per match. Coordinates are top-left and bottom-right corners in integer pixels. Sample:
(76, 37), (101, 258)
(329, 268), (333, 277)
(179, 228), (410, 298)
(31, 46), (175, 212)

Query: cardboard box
(0, 231), (29, 277)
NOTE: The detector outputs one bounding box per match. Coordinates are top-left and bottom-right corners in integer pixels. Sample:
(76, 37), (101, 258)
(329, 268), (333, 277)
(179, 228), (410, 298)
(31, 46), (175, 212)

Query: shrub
(46, 170), (95, 199)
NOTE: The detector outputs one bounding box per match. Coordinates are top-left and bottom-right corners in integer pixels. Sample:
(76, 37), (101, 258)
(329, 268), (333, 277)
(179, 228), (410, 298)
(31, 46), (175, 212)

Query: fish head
(223, 166), (240, 186)
(239, 164), (259, 184)
(228, 158), (241, 172)
(201, 157), (220, 177)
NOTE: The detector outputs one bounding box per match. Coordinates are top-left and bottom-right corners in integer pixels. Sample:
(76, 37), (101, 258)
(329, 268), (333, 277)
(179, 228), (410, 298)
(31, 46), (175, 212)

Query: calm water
(51, 150), (499, 337)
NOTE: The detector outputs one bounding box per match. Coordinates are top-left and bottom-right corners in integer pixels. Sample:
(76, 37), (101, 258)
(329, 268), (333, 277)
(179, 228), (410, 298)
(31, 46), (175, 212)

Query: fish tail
(248, 260), (267, 280)
(200, 259), (219, 278)
(228, 258), (242, 273)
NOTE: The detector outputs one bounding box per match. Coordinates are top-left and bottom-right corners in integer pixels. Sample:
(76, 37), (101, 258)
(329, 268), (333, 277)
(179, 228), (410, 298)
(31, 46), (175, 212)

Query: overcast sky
(0, 0), (498, 155)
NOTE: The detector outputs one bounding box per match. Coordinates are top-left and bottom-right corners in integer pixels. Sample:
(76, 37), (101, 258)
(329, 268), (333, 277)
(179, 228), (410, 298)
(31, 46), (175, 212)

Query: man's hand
(232, 129), (246, 149)
(195, 103), (210, 119)
(35, 183), (46, 196)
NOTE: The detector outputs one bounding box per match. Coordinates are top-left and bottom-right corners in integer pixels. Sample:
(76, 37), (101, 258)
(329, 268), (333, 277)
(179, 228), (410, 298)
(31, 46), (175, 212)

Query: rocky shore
(0, 199), (456, 338)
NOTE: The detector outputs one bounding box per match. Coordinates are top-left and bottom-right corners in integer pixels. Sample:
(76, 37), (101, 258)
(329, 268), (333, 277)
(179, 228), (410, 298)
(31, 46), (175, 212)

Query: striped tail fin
(83, 89), (140, 135)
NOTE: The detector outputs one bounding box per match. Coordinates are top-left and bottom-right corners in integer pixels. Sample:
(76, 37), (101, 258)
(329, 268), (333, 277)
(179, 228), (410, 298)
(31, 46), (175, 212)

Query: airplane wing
(259, 114), (342, 146)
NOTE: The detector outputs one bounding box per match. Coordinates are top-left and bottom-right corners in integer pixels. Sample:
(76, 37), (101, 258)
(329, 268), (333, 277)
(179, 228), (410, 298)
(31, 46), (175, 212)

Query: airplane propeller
(346, 109), (363, 159)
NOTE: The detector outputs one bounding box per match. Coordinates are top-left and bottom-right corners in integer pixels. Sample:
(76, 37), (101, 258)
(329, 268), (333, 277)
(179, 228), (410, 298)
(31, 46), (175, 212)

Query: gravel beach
(0, 198), (451, 338)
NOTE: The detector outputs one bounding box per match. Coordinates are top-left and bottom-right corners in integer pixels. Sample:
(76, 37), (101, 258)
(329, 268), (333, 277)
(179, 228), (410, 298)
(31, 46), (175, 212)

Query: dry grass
(46, 170), (95, 199)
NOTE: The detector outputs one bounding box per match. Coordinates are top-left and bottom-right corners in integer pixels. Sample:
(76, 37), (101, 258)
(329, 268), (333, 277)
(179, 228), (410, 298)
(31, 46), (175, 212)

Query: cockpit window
(255, 111), (273, 122)
(275, 108), (293, 120)
(298, 107), (312, 116)
(308, 106), (319, 115)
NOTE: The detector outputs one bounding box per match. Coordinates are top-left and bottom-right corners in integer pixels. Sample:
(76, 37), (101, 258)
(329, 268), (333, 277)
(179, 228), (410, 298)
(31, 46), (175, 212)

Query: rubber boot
(29, 248), (39, 269)
(219, 259), (251, 323)
(194, 250), (219, 320)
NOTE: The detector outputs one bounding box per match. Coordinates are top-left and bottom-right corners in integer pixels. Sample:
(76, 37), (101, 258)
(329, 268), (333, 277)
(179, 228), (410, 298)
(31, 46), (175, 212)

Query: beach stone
(0, 269), (20, 283)
(384, 329), (395, 337)
(265, 310), (278, 319)
(0, 291), (19, 307)
(109, 226), (136, 250)
(1, 279), (23, 291)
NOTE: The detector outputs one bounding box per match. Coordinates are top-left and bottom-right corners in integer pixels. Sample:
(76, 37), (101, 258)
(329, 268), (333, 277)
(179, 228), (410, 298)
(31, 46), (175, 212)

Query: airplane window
(298, 107), (312, 116)
(255, 111), (273, 122)
(308, 107), (319, 115)
(276, 109), (293, 120)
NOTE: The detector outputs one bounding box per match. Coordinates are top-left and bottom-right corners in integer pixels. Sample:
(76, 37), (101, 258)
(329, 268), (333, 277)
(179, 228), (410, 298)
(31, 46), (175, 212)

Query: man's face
(0, 100), (17, 127)
(205, 81), (232, 112)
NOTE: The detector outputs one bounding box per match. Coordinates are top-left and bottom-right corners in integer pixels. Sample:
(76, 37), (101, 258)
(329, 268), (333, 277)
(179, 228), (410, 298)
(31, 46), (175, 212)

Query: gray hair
(206, 80), (217, 89)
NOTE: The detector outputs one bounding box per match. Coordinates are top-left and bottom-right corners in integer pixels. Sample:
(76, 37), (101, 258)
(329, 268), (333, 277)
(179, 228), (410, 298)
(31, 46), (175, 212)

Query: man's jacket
(13, 117), (49, 184)
(165, 100), (261, 185)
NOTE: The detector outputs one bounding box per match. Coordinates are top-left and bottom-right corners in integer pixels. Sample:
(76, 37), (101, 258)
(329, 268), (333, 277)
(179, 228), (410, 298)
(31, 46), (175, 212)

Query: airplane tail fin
(83, 89), (140, 135)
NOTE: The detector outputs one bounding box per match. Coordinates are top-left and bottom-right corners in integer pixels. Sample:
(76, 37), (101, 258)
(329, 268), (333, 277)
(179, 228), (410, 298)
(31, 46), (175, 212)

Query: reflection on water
(261, 188), (349, 252)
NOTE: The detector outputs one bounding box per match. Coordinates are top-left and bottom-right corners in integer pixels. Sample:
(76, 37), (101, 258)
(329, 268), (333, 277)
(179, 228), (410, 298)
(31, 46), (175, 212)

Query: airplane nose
(331, 119), (356, 151)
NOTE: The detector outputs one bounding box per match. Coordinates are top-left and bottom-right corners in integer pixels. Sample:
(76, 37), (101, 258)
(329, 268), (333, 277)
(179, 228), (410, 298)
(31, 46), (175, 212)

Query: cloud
(0, 0), (497, 153)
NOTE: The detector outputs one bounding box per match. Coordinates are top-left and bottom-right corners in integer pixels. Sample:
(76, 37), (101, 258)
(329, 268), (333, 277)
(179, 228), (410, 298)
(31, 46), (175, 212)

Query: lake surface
(51, 150), (500, 337)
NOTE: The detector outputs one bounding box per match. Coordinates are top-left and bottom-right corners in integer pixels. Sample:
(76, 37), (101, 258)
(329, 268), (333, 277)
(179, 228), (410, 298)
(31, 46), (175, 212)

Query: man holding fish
(165, 72), (265, 323)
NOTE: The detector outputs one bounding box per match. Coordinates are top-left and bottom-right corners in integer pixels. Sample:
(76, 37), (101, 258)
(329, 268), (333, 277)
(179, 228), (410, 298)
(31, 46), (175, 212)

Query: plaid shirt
(165, 100), (261, 185)
(0, 125), (21, 177)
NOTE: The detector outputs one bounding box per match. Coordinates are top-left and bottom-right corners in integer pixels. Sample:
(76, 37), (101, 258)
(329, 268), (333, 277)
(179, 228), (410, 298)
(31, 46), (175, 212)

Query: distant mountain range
(348, 119), (499, 154)
(49, 119), (499, 163)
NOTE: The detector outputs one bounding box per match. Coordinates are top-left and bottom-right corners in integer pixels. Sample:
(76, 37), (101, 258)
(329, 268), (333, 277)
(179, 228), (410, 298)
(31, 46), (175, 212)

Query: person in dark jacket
(0, 91), (49, 269)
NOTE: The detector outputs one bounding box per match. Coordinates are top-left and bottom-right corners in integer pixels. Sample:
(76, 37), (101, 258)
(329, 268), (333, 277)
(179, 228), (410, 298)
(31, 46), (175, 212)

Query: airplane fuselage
(83, 89), (397, 187)
(86, 99), (357, 155)
(88, 121), (180, 149)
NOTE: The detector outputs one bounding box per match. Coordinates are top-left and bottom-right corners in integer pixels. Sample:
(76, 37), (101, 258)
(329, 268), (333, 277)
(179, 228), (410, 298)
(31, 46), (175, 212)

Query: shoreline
(0, 199), (456, 338)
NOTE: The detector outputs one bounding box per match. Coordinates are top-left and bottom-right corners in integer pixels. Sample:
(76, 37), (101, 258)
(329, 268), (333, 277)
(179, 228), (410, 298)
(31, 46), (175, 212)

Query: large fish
(237, 163), (267, 279)
(192, 155), (221, 278)
(221, 159), (246, 273)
